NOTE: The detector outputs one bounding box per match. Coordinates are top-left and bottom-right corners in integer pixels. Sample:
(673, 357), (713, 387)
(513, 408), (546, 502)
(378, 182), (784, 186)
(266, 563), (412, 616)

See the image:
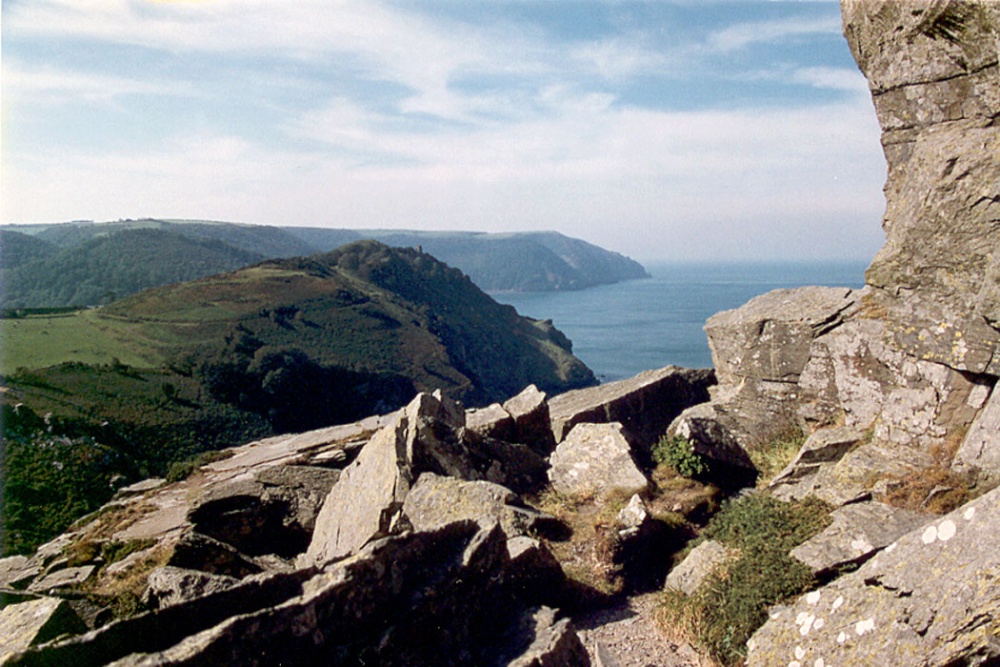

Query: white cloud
(707, 15), (842, 53)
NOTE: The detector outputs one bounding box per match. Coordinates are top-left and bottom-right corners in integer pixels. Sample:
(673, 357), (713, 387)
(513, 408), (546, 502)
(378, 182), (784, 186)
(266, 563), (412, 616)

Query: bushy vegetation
(652, 434), (709, 478)
(657, 493), (831, 666)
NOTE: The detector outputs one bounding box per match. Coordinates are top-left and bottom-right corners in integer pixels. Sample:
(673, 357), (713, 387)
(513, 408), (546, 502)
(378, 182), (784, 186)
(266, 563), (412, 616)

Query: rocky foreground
(2, 0), (999, 665)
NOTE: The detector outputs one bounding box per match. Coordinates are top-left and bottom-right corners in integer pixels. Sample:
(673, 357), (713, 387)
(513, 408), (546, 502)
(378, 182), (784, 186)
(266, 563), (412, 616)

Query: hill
(0, 241), (596, 552)
(0, 230), (58, 270)
(1, 228), (265, 308)
(2, 220), (647, 307)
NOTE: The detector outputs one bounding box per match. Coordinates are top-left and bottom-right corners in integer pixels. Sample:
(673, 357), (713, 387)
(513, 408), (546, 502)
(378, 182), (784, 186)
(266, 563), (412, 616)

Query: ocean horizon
(493, 259), (869, 383)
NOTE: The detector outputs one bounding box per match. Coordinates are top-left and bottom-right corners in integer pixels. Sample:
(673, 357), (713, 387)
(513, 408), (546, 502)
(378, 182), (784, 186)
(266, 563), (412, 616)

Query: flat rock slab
(28, 566), (96, 593)
(748, 486), (1000, 667)
(547, 422), (648, 498)
(0, 556), (42, 591)
(503, 384), (557, 455)
(0, 597), (87, 659)
(705, 286), (858, 384)
(790, 501), (929, 575)
(549, 366), (714, 449)
(664, 540), (728, 597)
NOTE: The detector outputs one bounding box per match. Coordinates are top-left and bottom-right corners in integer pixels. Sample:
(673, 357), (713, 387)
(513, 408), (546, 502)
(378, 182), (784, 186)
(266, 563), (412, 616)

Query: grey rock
(505, 606), (589, 667)
(403, 473), (546, 538)
(705, 286), (860, 385)
(664, 540), (728, 597)
(166, 532), (262, 579)
(113, 478), (166, 500)
(19, 522), (575, 667)
(467, 403), (515, 442)
(548, 366), (714, 453)
(27, 566), (96, 593)
(305, 416), (411, 566)
(842, 0), (1000, 374)
(954, 384), (1000, 486)
(0, 597), (87, 659)
(187, 464), (340, 558)
(503, 385), (557, 456)
(770, 426), (868, 488)
(0, 556), (42, 591)
(790, 501), (929, 575)
(747, 485), (1000, 667)
(547, 423), (648, 499)
(142, 566), (240, 609)
(668, 402), (755, 471)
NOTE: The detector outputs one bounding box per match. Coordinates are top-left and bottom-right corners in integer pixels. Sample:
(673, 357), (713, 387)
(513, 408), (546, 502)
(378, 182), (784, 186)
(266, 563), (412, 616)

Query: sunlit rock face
(842, 0), (1000, 374)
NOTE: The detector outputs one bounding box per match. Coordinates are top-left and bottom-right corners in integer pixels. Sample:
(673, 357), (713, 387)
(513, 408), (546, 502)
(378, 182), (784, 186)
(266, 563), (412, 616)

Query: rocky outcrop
(0, 596), (87, 660)
(548, 366), (714, 453)
(664, 540), (728, 597)
(842, 0), (1000, 375)
(747, 485), (1000, 667)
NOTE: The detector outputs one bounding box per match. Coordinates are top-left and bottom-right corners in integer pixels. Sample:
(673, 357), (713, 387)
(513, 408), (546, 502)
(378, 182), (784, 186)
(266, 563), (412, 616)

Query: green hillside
(2, 228), (264, 308)
(0, 241), (596, 554)
(2, 220), (648, 308)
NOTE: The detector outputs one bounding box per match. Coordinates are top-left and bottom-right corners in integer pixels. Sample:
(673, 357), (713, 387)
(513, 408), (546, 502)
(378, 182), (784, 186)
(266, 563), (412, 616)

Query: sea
(492, 260), (869, 383)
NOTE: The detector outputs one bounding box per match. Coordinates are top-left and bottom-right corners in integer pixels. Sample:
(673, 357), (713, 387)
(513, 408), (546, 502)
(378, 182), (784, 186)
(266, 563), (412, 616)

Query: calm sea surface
(492, 261), (868, 383)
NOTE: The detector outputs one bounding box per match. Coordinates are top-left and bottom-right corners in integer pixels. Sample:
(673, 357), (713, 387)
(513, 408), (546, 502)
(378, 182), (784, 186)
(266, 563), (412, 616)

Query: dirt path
(573, 592), (706, 667)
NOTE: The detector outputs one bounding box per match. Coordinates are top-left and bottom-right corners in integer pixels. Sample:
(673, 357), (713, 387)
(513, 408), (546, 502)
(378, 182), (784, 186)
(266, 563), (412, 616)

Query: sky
(1, 0), (888, 263)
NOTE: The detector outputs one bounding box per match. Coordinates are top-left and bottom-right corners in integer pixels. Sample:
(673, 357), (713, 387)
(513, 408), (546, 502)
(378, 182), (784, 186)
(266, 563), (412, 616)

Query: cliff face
(844, 0), (1000, 373)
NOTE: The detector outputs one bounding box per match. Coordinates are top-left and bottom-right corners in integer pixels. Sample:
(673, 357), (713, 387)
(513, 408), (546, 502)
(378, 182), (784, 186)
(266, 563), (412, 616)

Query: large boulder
(547, 422), (648, 499)
(747, 486), (1000, 667)
(548, 366), (714, 453)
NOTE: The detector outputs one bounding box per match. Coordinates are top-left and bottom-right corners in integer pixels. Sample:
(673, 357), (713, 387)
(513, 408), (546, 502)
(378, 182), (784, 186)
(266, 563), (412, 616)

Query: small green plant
(746, 428), (806, 485)
(164, 449), (235, 483)
(657, 493), (831, 667)
(101, 538), (157, 566)
(653, 434), (708, 478)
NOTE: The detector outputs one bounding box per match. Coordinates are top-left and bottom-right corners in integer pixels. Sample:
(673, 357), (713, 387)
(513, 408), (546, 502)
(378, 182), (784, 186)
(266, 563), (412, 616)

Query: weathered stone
(142, 566), (239, 609)
(954, 383), (1000, 486)
(842, 0), (1000, 374)
(466, 403), (515, 442)
(504, 606), (589, 667)
(17, 522), (575, 667)
(615, 494), (649, 533)
(27, 565), (96, 593)
(668, 402), (755, 471)
(166, 532), (261, 579)
(113, 478), (166, 500)
(188, 464), (340, 558)
(747, 486), (1000, 667)
(505, 536), (565, 605)
(664, 540), (728, 597)
(790, 501), (929, 575)
(547, 423), (648, 498)
(0, 556), (42, 591)
(0, 597), (87, 659)
(705, 286), (860, 385)
(305, 416), (411, 567)
(503, 385), (557, 456)
(770, 426), (869, 490)
(548, 366), (714, 452)
(402, 473), (546, 538)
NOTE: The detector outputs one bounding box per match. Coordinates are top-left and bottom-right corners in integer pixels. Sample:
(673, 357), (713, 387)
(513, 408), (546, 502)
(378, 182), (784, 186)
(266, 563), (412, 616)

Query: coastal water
(493, 261), (869, 383)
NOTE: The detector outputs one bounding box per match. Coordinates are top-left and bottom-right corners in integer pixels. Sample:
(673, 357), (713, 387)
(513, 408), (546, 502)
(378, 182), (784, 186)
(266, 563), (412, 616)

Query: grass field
(1, 310), (165, 374)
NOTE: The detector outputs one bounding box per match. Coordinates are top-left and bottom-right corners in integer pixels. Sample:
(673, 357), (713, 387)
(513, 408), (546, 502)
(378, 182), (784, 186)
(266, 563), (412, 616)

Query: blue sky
(2, 0), (887, 262)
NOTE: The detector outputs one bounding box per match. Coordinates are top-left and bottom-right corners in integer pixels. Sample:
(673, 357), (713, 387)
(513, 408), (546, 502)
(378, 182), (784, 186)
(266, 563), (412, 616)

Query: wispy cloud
(706, 15), (842, 53)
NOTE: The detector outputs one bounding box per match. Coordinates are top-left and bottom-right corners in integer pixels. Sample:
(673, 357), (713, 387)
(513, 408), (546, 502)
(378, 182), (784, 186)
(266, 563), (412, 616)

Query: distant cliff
(0, 220), (648, 308)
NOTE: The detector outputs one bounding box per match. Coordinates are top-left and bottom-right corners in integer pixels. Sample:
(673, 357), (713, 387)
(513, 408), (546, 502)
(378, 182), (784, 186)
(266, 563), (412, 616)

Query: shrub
(657, 493), (831, 666)
(652, 434), (708, 479)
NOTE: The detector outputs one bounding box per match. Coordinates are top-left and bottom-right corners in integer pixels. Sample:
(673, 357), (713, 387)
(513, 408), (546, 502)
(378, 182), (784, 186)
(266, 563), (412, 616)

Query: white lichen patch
(832, 596), (844, 612)
(922, 525), (938, 544)
(807, 591), (822, 605)
(814, 658), (825, 667)
(937, 519), (957, 542)
(795, 646), (806, 660)
(798, 613), (817, 636)
(814, 618), (825, 630)
(884, 542), (897, 553)
(837, 631), (848, 644)
(964, 506), (976, 521)
(855, 617), (876, 636)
